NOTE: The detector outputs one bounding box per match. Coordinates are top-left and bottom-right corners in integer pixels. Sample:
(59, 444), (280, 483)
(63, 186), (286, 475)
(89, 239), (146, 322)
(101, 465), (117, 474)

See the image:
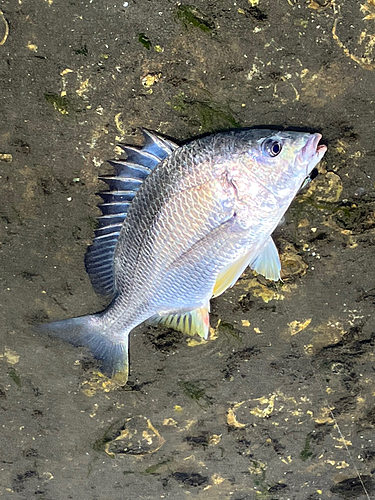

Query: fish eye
(263, 139), (282, 157)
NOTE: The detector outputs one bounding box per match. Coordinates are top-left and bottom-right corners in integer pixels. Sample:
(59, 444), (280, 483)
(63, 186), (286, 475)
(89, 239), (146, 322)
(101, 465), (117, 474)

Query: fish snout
(299, 133), (327, 176)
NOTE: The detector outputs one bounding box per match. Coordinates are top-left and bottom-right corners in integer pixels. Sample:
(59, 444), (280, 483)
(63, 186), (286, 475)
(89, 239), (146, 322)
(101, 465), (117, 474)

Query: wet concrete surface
(1, 0), (375, 498)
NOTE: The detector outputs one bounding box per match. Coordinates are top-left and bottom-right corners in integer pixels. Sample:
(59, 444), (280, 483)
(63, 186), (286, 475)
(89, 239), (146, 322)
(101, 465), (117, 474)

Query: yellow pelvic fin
(213, 251), (254, 298)
(150, 304), (210, 340)
(212, 237), (281, 299)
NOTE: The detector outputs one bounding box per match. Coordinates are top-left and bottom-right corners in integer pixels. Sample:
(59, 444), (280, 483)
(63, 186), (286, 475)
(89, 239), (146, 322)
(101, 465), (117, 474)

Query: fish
(39, 128), (327, 384)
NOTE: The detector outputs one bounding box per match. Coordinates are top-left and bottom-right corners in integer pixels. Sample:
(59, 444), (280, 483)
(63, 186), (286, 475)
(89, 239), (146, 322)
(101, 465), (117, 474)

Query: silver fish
(40, 128), (327, 384)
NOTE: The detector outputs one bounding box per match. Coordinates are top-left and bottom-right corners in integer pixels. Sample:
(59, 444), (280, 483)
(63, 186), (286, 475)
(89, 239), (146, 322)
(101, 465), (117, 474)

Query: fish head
(238, 129), (327, 211)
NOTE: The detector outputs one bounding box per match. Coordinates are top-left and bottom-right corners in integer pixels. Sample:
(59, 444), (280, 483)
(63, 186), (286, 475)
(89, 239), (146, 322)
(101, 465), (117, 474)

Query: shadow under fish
(38, 127), (327, 384)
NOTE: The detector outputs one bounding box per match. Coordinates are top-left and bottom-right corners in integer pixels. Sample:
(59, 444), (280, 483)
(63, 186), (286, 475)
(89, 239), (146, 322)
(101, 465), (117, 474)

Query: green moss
(334, 203), (375, 232)
(144, 459), (171, 474)
(44, 93), (71, 115)
(300, 435), (313, 461)
(75, 44), (88, 56)
(8, 367), (21, 388)
(92, 421), (120, 455)
(138, 33), (151, 50)
(294, 18), (308, 28)
(178, 381), (205, 401)
(176, 5), (214, 32)
(218, 321), (242, 341)
(178, 380), (212, 409)
(168, 92), (241, 133)
(251, 461), (271, 498)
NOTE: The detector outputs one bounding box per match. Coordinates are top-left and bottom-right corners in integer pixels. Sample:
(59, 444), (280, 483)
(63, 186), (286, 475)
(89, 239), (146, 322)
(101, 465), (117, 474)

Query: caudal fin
(37, 315), (129, 385)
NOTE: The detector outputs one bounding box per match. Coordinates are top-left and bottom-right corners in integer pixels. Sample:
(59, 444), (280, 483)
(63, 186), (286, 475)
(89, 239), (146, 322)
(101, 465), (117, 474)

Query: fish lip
(300, 133), (327, 176)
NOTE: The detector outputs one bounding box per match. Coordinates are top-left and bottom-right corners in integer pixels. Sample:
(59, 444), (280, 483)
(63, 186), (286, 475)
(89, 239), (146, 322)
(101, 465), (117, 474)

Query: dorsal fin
(84, 130), (178, 296)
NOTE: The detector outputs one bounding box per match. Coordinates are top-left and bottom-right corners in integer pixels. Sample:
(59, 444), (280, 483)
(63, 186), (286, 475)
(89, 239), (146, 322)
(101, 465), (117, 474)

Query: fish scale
(38, 127), (327, 384)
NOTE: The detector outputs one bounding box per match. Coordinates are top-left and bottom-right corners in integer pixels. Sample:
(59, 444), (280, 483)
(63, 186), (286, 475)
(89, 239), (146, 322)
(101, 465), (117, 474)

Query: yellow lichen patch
(211, 473), (225, 485)
(335, 139), (349, 155)
(336, 461), (350, 469)
(105, 416), (165, 457)
(333, 436), (352, 447)
(81, 371), (122, 396)
(0, 153), (12, 162)
(89, 403), (98, 418)
(76, 78), (90, 97)
(180, 419), (197, 431)
(209, 325), (219, 340)
(308, 0), (333, 9)
(248, 460), (267, 475)
(240, 278), (284, 303)
(163, 418), (177, 426)
(0, 348), (20, 365)
(242, 320), (251, 327)
(250, 394), (276, 417)
(332, 5), (375, 70)
(228, 392), (307, 429)
(314, 406), (335, 424)
(306, 319), (347, 355)
(301, 172), (343, 204)
(227, 403), (246, 428)
(186, 323), (219, 346)
(209, 434), (222, 445)
(361, 0), (375, 20)
(186, 336), (207, 347)
(174, 405), (183, 412)
(0, 10), (9, 46)
(304, 344), (314, 355)
(142, 72), (162, 88)
(60, 68), (73, 77)
(248, 0), (259, 5)
(280, 243), (308, 279)
(114, 112), (128, 137)
(27, 42), (38, 52)
(287, 318), (312, 336)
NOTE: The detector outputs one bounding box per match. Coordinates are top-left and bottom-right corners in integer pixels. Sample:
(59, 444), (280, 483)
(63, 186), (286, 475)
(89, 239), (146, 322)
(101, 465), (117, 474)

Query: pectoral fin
(250, 237), (281, 281)
(149, 303), (210, 340)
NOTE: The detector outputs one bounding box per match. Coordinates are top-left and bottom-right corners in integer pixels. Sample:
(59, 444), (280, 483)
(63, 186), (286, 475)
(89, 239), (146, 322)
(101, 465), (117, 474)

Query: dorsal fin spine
(84, 130), (178, 296)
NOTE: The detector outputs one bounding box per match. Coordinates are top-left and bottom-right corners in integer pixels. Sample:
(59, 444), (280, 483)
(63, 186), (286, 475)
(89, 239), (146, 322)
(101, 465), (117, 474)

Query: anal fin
(149, 304), (210, 340)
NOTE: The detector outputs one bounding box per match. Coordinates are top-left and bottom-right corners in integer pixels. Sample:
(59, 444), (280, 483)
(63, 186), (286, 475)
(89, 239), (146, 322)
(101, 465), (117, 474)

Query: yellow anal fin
(149, 304), (210, 340)
(212, 251), (254, 298)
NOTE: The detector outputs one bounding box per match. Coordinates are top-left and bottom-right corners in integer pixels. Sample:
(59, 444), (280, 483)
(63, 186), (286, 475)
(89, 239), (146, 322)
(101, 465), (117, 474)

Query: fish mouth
(300, 133), (327, 176)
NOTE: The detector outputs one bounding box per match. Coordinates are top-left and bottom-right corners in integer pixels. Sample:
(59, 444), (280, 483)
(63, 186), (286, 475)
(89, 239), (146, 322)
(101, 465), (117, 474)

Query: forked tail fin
(37, 315), (129, 385)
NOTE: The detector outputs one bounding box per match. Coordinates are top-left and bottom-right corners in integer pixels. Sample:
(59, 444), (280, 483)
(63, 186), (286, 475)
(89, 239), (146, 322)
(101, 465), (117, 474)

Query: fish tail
(37, 315), (129, 385)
